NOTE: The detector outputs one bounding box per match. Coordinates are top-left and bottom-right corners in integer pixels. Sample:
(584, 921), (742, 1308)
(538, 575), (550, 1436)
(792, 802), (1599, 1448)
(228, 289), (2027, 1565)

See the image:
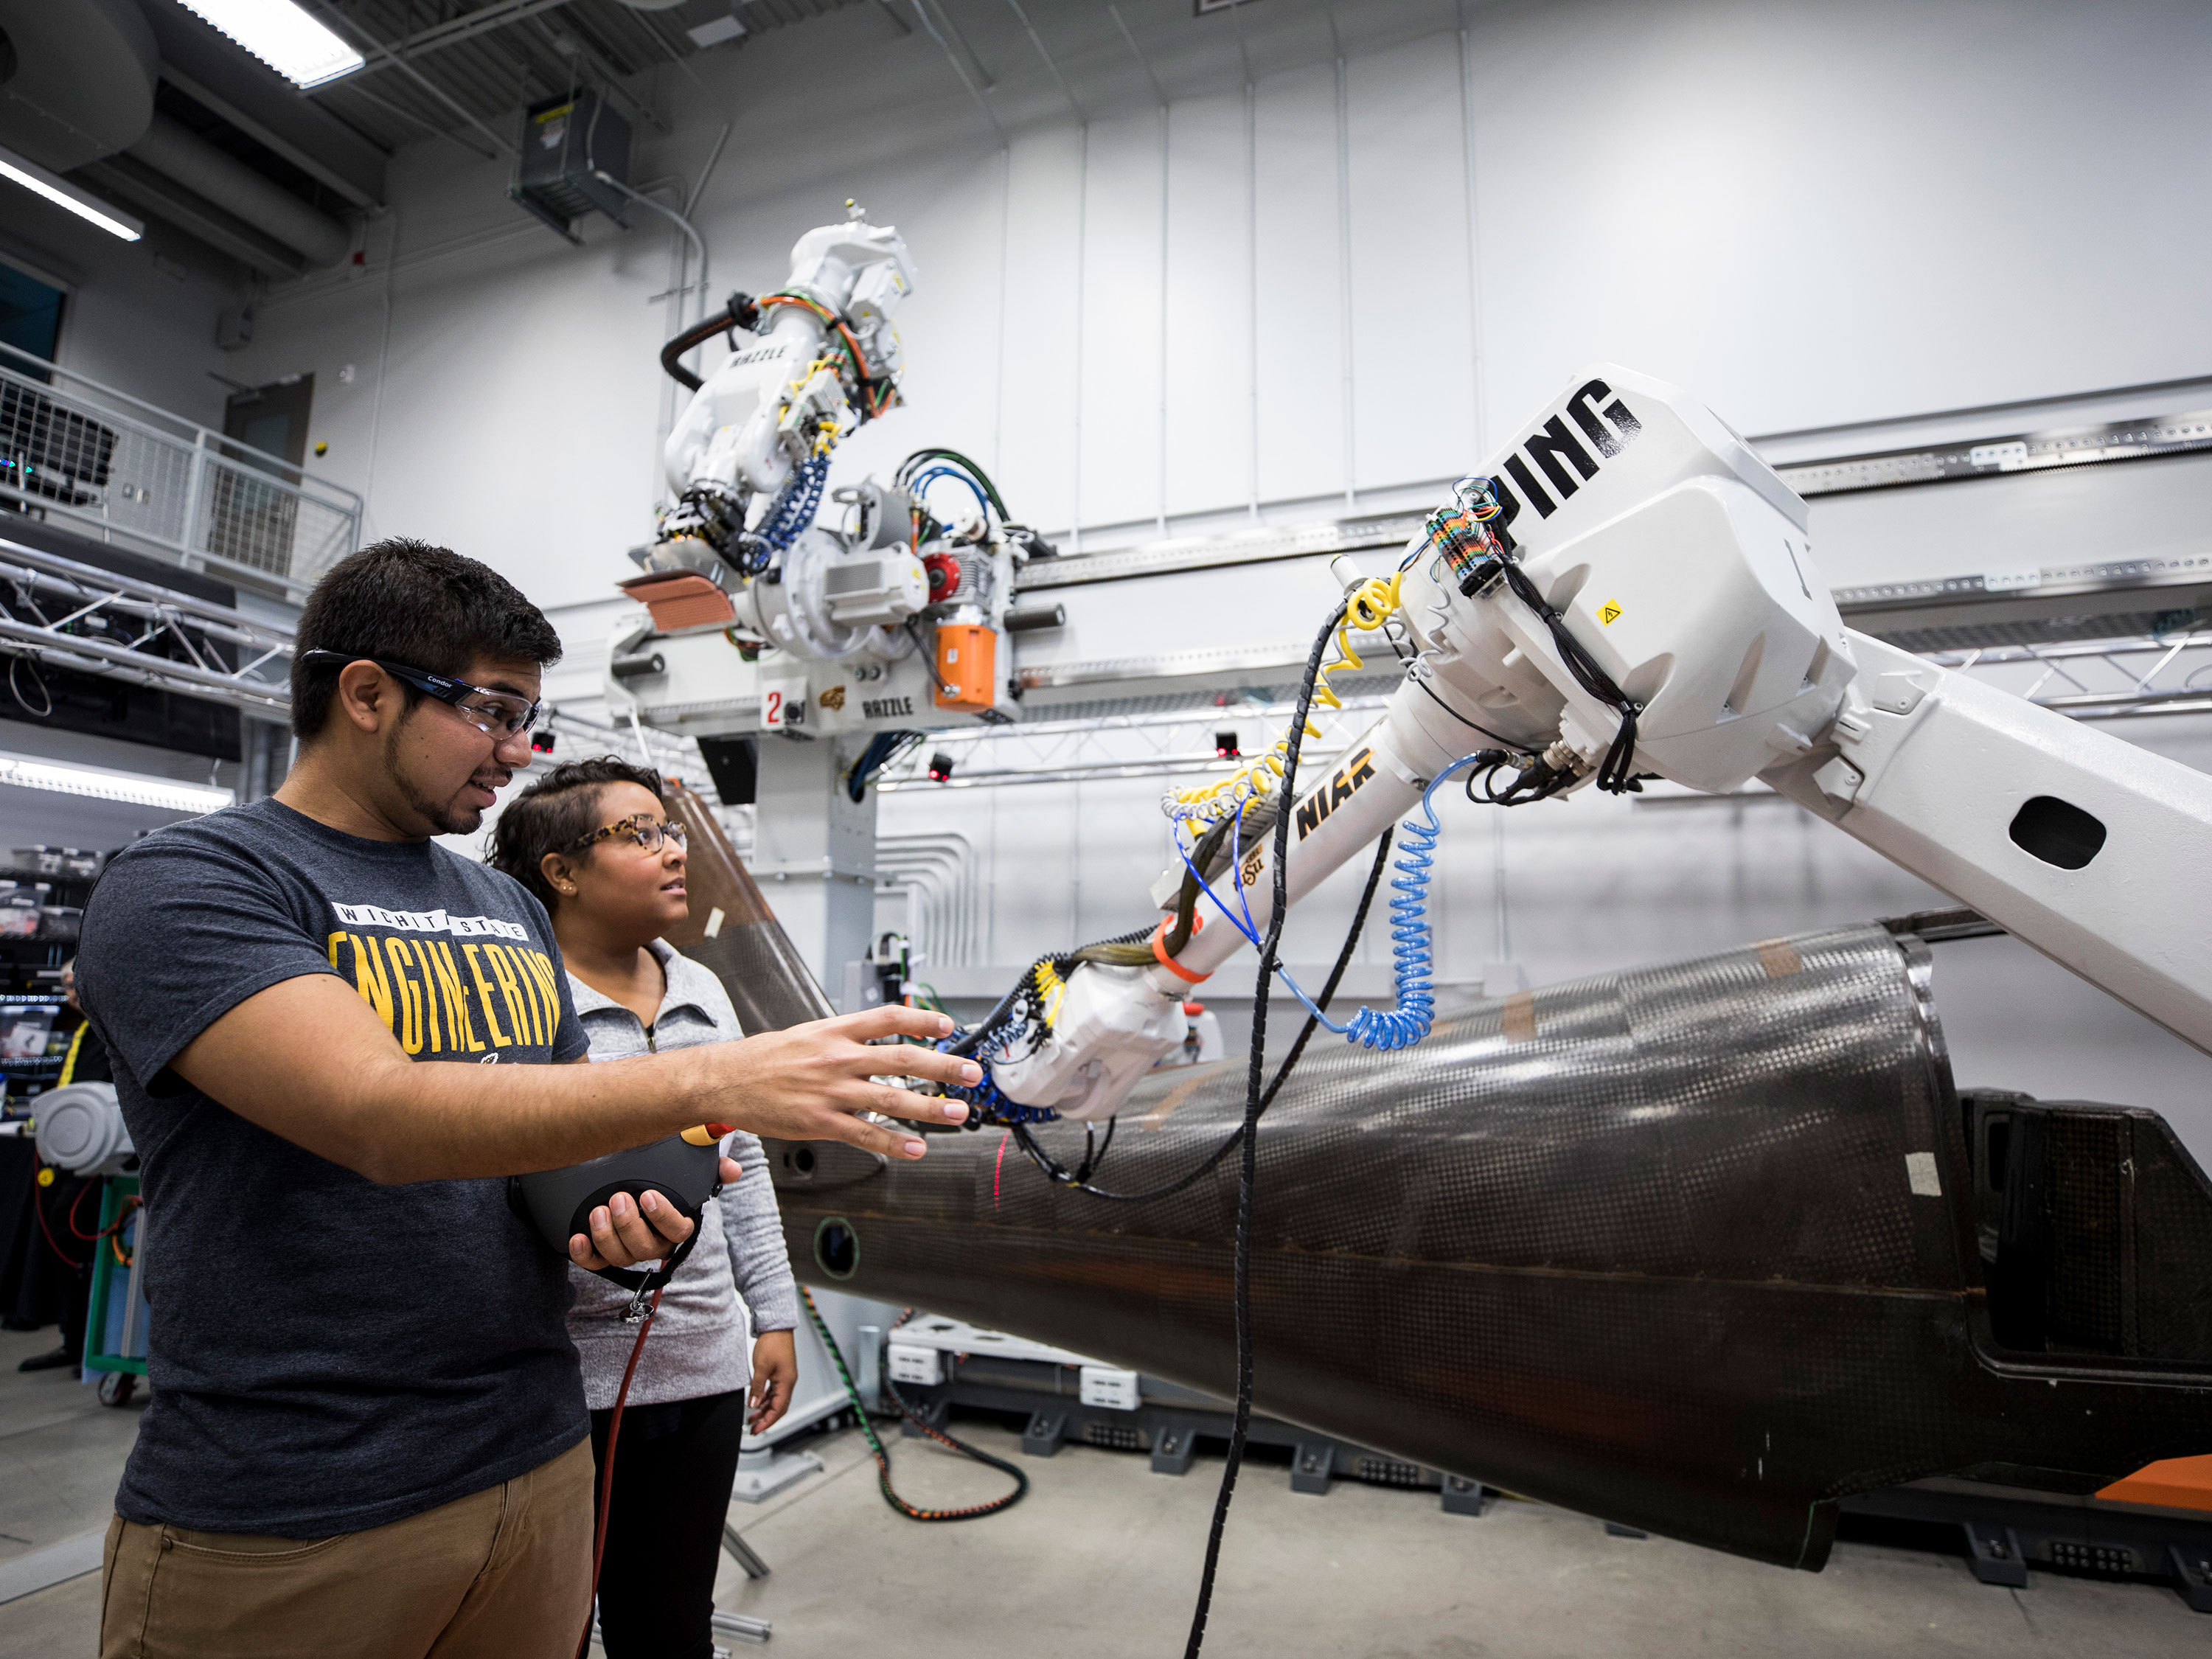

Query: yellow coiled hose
(1167, 569), (1405, 835)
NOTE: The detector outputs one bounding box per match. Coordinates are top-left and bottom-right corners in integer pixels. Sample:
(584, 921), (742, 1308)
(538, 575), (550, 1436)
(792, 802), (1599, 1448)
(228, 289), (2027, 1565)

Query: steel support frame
(0, 535), (293, 717)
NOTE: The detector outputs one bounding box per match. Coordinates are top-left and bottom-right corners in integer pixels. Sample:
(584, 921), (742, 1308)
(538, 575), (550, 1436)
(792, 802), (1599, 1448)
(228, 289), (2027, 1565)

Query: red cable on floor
(575, 1285), (664, 1659)
(30, 1168), (82, 1270)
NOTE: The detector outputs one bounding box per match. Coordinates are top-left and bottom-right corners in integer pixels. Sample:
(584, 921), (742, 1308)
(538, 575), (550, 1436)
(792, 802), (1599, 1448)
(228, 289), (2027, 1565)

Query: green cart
(81, 1175), (145, 1408)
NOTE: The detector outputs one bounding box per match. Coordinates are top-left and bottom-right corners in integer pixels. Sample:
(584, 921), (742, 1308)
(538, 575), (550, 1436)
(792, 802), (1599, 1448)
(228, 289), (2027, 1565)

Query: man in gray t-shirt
(79, 538), (978, 1659)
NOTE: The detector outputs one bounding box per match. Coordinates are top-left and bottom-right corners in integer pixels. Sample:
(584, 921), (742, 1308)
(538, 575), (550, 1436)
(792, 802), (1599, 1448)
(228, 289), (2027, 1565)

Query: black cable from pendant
(1182, 598), (1345, 1659)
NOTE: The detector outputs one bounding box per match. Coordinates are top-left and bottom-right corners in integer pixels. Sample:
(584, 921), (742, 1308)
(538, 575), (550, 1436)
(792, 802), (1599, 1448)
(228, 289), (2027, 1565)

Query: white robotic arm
(614, 210), (1043, 740)
(647, 207), (917, 582)
(985, 365), (2212, 1122)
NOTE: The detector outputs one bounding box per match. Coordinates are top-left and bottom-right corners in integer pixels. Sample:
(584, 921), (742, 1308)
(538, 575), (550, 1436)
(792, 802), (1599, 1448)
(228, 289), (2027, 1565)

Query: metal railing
(874, 689), (1390, 792)
(874, 630), (2212, 793)
(0, 342), (361, 597)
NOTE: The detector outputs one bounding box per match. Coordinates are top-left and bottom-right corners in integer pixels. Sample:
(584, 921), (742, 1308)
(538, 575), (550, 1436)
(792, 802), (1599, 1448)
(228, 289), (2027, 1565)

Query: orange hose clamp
(1150, 915), (1209, 984)
(933, 623), (997, 712)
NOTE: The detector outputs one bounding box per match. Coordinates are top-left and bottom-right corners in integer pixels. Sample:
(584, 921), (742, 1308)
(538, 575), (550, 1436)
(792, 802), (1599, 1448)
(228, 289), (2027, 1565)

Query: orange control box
(933, 623), (996, 712)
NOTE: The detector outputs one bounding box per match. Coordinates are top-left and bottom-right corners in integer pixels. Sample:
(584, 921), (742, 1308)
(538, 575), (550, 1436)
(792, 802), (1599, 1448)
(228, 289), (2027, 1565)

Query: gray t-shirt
(77, 796), (590, 1537)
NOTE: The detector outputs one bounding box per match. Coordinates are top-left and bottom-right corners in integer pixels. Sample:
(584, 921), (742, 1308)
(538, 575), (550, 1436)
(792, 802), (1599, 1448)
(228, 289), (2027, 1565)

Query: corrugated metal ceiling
(306, 0), (868, 159)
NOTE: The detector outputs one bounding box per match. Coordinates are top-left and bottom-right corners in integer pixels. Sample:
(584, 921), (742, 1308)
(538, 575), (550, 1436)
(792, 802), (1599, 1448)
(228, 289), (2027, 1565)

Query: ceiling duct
(0, 0), (157, 168)
(124, 110), (349, 268)
(139, 0), (387, 211)
(0, 1), (352, 274)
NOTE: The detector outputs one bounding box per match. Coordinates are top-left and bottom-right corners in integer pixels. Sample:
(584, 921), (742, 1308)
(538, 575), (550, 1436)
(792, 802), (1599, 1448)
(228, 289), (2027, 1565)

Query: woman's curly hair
(485, 755), (663, 910)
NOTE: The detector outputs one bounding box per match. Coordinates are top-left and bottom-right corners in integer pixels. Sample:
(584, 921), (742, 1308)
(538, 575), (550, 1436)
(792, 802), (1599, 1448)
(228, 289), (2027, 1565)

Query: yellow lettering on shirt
(347, 932), (394, 1030)
(427, 941), (484, 1052)
(509, 945), (556, 1046)
(408, 939), (444, 1054)
(482, 944), (539, 1048)
(383, 936), (425, 1055)
(520, 950), (565, 1043)
(462, 945), (512, 1047)
(515, 944), (554, 1046)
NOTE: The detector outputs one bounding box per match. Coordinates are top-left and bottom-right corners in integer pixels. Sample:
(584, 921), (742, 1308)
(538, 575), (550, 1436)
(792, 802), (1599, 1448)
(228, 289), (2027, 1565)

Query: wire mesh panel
(0, 346), (360, 596)
(283, 484), (358, 585)
(0, 381), (116, 505)
(203, 456), (302, 578)
(88, 425), (197, 549)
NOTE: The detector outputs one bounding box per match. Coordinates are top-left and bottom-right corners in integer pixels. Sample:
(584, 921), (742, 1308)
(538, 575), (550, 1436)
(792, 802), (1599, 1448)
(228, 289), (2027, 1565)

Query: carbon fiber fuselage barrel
(758, 922), (2212, 1568)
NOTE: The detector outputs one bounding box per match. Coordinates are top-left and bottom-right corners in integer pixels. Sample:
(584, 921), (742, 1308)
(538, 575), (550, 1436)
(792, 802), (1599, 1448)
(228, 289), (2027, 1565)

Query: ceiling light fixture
(0, 145), (143, 243)
(0, 754), (233, 815)
(176, 0), (366, 89)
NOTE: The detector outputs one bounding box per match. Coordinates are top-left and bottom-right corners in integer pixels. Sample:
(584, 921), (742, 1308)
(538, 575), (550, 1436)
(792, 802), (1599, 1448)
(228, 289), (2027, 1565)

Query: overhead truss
(0, 535), (293, 720)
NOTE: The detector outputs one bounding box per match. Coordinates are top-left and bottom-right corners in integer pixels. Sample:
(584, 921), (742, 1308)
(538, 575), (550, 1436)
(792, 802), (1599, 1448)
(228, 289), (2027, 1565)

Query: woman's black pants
(589, 1388), (751, 1659)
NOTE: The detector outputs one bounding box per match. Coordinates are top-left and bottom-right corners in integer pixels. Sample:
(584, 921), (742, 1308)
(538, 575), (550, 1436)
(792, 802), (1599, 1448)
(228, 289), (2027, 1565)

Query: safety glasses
(299, 652), (543, 740)
(568, 813), (687, 855)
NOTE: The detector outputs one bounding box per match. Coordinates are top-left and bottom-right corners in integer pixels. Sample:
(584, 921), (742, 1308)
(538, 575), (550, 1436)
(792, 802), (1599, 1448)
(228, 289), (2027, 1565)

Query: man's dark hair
(291, 537), (563, 739)
(485, 756), (664, 910)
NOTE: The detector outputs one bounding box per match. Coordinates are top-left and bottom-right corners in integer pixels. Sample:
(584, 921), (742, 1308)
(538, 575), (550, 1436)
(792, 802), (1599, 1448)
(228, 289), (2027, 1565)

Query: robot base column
(748, 734), (880, 1009)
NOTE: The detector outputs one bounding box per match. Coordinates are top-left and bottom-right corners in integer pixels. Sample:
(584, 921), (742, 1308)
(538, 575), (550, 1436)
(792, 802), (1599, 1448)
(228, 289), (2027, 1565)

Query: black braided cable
(1183, 598), (1346, 1658)
(1495, 560), (1644, 794)
(801, 1289), (1029, 1523)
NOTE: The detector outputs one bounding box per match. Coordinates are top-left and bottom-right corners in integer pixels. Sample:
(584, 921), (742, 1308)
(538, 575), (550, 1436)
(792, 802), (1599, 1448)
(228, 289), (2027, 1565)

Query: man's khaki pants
(98, 1438), (594, 1659)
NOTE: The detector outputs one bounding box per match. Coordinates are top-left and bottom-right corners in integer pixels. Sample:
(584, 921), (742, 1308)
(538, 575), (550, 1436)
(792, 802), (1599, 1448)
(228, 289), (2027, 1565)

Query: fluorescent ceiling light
(178, 0), (366, 89)
(0, 754), (232, 815)
(0, 145), (142, 243)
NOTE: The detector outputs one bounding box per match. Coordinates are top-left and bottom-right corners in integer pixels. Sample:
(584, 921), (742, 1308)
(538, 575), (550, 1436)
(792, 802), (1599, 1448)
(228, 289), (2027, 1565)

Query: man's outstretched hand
(571, 1007), (984, 1268)
(706, 1006), (978, 1161)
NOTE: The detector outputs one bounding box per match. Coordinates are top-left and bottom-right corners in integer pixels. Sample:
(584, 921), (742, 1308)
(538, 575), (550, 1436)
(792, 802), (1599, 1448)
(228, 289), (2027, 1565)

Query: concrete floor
(2, 1323), (2205, 1658)
(0, 1326), (147, 1655)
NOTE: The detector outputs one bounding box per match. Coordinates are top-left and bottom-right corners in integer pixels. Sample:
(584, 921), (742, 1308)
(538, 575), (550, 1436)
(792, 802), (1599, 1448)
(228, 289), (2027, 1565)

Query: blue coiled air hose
(1175, 753), (1487, 1052)
(954, 751), (1488, 1113)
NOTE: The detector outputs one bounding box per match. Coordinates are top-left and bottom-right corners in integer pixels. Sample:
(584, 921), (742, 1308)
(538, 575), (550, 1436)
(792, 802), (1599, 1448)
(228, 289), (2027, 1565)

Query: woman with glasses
(488, 757), (799, 1659)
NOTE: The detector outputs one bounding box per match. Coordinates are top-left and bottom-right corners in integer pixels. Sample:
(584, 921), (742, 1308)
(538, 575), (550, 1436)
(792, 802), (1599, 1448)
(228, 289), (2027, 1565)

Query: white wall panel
(1346, 32), (1479, 492)
(354, 242), (666, 611)
(1162, 91), (1255, 523)
(1253, 61), (1349, 507)
(1469, 0), (2212, 444)
(1076, 112), (1169, 532)
(1808, 451), (2212, 592)
(995, 127), (1085, 540)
